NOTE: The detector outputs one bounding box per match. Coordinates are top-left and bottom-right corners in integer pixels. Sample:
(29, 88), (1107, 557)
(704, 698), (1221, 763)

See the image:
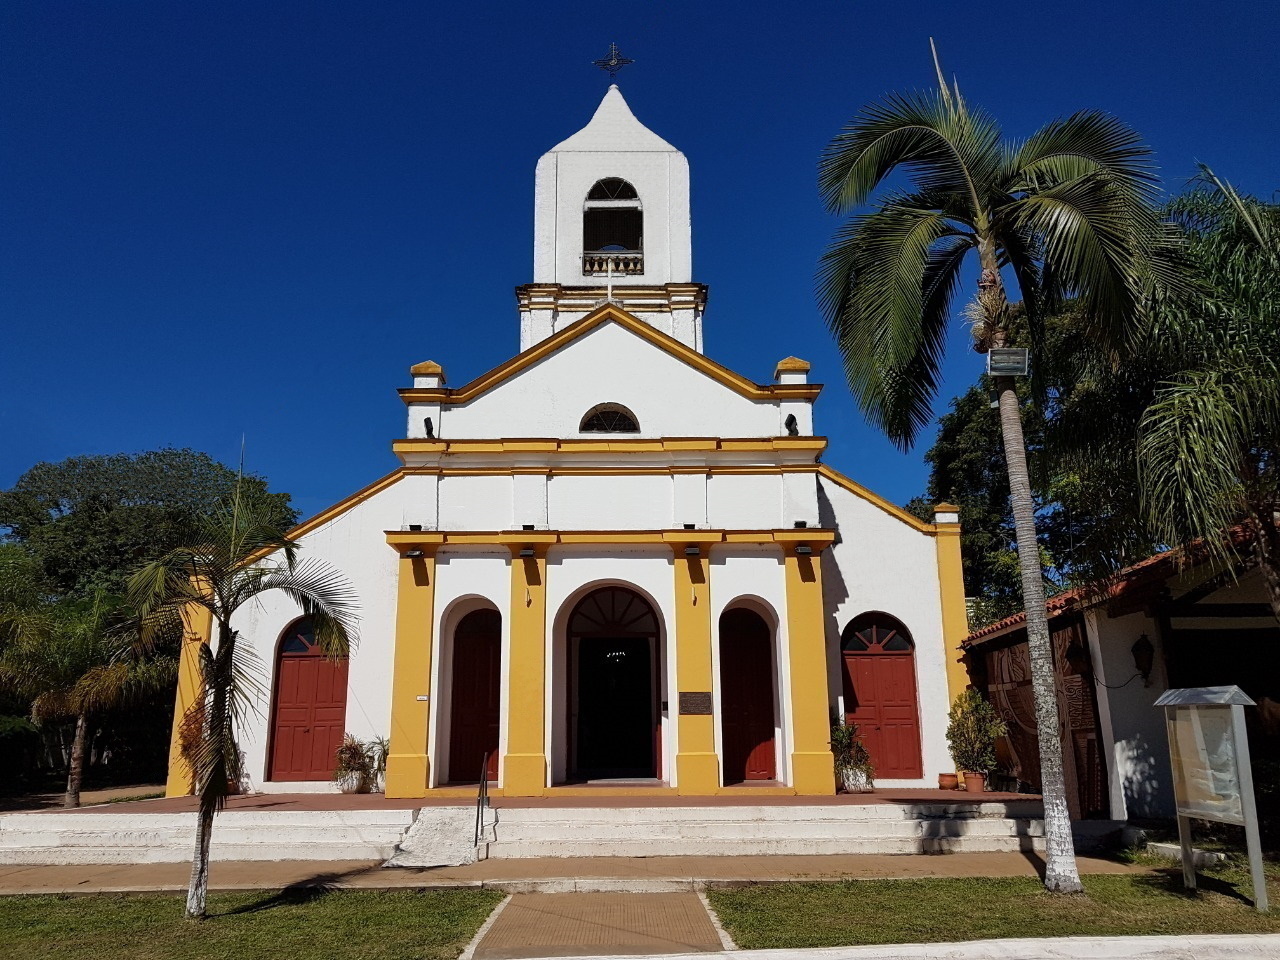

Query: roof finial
(592, 42), (634, 81)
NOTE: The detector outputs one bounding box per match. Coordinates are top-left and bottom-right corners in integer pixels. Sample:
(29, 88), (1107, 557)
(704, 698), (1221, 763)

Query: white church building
(166, 85), (970, 800)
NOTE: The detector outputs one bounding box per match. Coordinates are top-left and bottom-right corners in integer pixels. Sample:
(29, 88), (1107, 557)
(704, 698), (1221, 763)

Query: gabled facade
(165, 86), (969, 800)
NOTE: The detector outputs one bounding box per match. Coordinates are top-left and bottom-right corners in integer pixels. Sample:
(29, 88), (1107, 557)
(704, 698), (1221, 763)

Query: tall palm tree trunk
(64, 713), (87, 808)
(185, 805), (213, 919)
(994, 376), (1083, 893)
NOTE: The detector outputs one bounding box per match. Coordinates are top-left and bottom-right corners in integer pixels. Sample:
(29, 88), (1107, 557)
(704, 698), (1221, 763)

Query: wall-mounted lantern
(1132, 633), (1155, 686)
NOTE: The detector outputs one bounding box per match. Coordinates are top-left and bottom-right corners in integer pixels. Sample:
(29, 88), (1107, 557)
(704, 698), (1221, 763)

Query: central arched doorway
(448, 608), (502, 784)
(268, 617), (349, 781)
(568, 587), (660, 780)
(840, 612), (923, 779)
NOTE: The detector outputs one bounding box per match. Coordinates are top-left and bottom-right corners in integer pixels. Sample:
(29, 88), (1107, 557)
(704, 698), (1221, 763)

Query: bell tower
(518, 85), (707, 352)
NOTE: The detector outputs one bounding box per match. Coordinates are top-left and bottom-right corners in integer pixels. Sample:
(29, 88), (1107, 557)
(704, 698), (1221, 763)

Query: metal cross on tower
(592, 42), (634, 80)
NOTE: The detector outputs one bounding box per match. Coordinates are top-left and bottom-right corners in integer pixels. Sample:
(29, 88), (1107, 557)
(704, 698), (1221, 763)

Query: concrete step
(0, 809), (416, 865)
(489, 802), (1043, 825)
(484, 816), (1044, 843)
(487, 835), (1045, 858)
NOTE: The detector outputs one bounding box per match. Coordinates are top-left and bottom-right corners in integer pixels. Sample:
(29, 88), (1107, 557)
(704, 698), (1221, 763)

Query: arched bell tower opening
(582, 178), (643, 276)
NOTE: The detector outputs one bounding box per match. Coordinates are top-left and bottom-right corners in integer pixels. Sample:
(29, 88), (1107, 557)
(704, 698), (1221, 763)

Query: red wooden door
(840, 614), (923, 779)
(719, 608), (777, 782)
(448, 609), (501, 783)
(268, 619), (349, 781)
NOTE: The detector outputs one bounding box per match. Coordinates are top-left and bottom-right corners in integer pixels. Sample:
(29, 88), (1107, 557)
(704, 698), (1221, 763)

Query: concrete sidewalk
(0, 851), (1140, 896)
(551, 934), (1280, 960)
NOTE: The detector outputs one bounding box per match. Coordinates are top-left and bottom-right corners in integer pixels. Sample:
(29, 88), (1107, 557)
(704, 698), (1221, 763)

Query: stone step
(486, 835), (1045, 858)
(484, 816), (1044, 843)
(490, 802), (1042, 824)
(0, 841), (400, 865)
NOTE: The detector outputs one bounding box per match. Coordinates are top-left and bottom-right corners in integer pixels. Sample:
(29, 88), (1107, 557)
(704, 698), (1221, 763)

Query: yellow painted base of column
(502, 752), (547, 796)
(676, 752), (721, 794)
(791, 751), (836, 795)
(383, 754), (430, 798)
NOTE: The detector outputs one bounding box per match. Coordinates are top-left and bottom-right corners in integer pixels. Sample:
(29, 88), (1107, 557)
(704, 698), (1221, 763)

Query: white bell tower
(518, 85), (706, 352)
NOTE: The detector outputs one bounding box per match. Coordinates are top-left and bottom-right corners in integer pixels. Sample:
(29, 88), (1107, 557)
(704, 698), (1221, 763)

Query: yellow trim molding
(934, 517), (971, 704)
(504, 543), (549, 796)
(818, 464), (937, 535)
(398, 304), (823, 406)
(386, 529), (839, 551)
(394, 436), (828, 457)
(674, 551), (720, 794)
(164, 600), (212, 798)
(783, 545), (836, 795)
(774, 356), (811, 376)
(384, 548), (438, 797)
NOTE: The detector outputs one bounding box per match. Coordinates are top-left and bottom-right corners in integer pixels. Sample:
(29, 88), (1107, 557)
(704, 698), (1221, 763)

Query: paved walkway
(471, 892), (726, 958)
(486, 935), (1280, 960)
(0, 851), (1140, 895)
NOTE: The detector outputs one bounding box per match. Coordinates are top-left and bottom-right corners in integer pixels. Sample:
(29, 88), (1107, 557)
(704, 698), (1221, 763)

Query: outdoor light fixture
(519, 547), (535, 558)
(408, 524), (422, 532)
(1064, 638), (1091, 675)
(795, 544), (812, 556)
(1132, 633), (1155, 686)
(684, 545), (700, 557)
(404, 548), (424, 559)
(794, 520), (808, 528)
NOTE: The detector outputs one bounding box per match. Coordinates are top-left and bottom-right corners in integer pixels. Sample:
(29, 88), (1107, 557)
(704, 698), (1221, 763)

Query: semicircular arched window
(841, 612), (914, 653)
(586, 177), (639, 201)
(580, 403), (640, 433)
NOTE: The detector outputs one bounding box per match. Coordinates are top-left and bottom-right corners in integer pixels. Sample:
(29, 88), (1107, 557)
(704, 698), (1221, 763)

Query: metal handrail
(474, 751), (491, 849)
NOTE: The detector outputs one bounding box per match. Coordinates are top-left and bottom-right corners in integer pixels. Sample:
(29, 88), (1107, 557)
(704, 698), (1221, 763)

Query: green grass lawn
(0, 887), (504, 960)
(708, 866), (1280, 950)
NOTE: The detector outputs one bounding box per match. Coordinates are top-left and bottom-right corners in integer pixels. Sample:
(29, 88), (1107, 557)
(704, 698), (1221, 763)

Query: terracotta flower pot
(938, 773), (959, 790)
(962, 771), (986, 793)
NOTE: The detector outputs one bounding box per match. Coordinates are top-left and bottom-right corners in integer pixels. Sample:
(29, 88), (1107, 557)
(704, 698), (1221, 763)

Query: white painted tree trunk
(185, 806), (213, 919)
(995, 375), (1083, 893)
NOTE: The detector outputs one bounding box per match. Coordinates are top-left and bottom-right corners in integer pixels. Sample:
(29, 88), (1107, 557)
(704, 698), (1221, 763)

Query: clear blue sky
(3, 1), (1276, 521)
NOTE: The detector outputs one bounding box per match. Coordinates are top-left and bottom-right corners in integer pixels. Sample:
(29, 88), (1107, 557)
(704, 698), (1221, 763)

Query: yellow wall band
(384, 551), (438, 798)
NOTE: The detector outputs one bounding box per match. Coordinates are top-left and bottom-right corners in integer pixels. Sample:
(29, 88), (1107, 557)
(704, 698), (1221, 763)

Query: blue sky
(3, 1), (1276, 521)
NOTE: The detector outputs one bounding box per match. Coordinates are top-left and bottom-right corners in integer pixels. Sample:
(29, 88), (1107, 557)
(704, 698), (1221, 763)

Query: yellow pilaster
(384, 548), (438, 798)
(933, 504), (971, 704)
(503, 541), (551, 796)
(164, 601), (212, 798)
(673, 547), (720, 794)
(783, 546), (836, 795)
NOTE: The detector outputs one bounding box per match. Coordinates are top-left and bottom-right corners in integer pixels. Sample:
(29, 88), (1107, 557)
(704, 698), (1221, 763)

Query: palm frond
(1010, 111), (1159, 203)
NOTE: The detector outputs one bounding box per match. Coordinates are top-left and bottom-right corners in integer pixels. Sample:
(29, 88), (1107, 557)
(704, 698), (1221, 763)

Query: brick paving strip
(0, 852), (1140, 896)
(470, 892), (725, 959)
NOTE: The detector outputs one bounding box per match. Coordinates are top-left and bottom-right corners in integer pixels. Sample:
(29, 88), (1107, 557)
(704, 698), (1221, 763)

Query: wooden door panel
(841, 649), (923, 780)
(448, 611), (501, 784)
(720, 610), (777, 783)
(268, 634), (349, 782)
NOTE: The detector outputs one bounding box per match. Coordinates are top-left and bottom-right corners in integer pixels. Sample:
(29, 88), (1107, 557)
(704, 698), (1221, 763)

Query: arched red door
(268, 618), (349, 781)
(719, 608), (777, 782)
(841, 613), (923, 779)
(448, 609), (501, 783)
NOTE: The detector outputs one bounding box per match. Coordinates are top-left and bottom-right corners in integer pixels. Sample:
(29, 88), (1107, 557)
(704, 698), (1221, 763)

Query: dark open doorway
(567, 587), (661, 781)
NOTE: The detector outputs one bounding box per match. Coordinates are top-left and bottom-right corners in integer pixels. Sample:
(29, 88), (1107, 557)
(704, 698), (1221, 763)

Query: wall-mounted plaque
(679, 692), (713, 715)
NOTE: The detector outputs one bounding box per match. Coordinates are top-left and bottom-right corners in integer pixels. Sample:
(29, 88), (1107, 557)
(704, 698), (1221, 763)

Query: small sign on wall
(679, 692), (713, 715)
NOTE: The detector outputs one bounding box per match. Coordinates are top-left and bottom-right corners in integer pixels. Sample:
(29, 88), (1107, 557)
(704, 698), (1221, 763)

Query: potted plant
(334, 734), (377, 794)
(946, 689), (1007, 794)
(938, 772), (959, 790)
(830, 719), (874, 793)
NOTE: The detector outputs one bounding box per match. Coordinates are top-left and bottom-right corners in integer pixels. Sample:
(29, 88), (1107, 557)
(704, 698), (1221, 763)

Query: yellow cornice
(817, 464), (936, 535)
(774, 356), (811, 376)
(385, 528), (838, 552)
(397, 303), (822, 406)
(393, 436), (828, 457)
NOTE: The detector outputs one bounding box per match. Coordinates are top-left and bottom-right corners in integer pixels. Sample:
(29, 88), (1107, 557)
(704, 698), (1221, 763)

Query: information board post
(1156, 686), (1268, 913)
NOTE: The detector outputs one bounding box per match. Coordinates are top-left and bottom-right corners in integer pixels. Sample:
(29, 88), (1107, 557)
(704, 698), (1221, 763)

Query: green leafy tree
(0, 449), (298, 597)
(817, 45), (1166, 892)
(0, 591), (177, 807)
(128, 479), (357, 919)
(1135, 173), (1280, 617)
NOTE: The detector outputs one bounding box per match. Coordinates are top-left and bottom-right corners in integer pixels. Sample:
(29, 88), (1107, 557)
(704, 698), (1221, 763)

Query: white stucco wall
(437, 322), (784, 439)
(817, 475), (950, 787)
(226, 480), (415, 791)
(1085, 609), (1175, 819)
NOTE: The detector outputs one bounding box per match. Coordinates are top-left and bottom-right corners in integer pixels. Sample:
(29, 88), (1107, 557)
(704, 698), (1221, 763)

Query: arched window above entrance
(841, 613), (914, 653)
(279, 617), (323, 654)
(580, 403), (640, 433)
(587, 178), (639, 201)
(569, 586), (657, 637)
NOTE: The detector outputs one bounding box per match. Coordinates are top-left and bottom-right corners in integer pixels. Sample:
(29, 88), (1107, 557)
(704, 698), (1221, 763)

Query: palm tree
(817, 45), (1166, 893)
(1137, 170), (1280, 617)
(0, 590), (177, 808)
(128, 479), (357, 919)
